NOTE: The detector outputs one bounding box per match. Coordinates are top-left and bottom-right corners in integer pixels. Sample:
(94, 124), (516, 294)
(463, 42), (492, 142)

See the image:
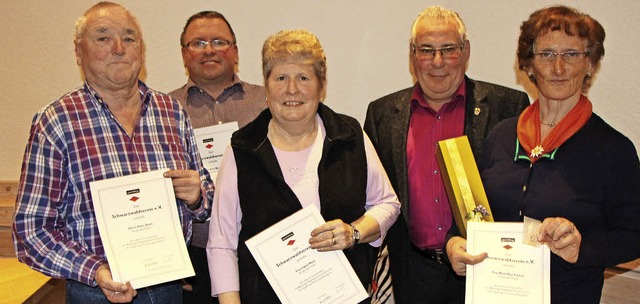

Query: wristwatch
(350, 224), (360, 246)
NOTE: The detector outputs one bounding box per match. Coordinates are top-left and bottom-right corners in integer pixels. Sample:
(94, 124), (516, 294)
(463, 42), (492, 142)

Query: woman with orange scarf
(446, 5), (640, 304)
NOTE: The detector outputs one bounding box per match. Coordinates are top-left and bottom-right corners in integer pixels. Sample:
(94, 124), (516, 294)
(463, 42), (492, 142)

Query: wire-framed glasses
(412, 44), (464, 61)
(533, 51), (590, 64)
(184, 39), (234, 53)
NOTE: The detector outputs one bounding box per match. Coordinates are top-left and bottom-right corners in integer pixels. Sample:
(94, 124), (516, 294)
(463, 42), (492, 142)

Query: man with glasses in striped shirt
(170, 11), (266, 304)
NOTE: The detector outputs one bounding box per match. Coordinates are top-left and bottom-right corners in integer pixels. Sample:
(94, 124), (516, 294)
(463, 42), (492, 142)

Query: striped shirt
(12, 81), (213, 286)
(170, 74), (267, 248)
(169, 74), (267, 129)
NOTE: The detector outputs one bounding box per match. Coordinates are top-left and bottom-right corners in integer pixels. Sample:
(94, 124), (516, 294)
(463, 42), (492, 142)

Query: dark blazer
(363, 76), (530, 303)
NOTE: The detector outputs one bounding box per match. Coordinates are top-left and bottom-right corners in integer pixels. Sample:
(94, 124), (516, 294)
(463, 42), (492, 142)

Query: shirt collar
(410, 80), (466, 111)
(514, 137), (559, 162)
(186, 74), (243, 100)
(83, 80), (150, 108)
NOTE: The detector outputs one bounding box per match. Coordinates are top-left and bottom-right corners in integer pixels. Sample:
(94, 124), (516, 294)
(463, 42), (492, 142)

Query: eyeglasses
(184, 39), (234, 53)
(413, 44), (464, 61)
(533, 51), (590, 64)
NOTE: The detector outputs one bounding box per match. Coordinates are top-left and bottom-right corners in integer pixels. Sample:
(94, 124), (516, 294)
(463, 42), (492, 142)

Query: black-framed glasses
(533, 51), (590, 64)
(412, 44), (464, 61)
(184, 39), (234, 53)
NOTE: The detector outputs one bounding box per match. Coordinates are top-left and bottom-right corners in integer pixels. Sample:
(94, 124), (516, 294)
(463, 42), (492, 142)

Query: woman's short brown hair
(517, 5), (605, 89)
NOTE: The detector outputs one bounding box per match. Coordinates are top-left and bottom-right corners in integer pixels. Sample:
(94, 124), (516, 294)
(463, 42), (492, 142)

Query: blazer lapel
(464, 78), (490, 156)
(392, 92), (412, 224)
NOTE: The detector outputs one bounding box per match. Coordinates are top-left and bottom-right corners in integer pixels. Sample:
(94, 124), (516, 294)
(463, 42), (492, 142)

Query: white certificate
(465, 221), (550, 304)
(245, 206), (368, 304)
(90, 170), (194, 289)
(193, 122), (239, 183)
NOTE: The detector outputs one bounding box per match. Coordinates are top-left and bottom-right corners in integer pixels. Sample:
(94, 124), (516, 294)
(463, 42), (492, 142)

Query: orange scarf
(516, 94), (592, 163)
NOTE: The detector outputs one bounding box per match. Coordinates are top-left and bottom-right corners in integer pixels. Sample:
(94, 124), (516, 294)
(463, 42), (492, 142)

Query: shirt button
(434, 170), (439, 175)
(435, 198), (440, 203)
(522, 185), (527, 192)
(436, 115), (441, 120)
(437, 225), (443, 230)
(519, 210), (522, 216)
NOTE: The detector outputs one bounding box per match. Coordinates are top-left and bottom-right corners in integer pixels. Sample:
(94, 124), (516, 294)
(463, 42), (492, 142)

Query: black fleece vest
(232, 104), (373, 304)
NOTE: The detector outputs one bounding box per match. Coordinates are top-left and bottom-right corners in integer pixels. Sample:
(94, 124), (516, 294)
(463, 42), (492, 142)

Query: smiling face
(411, 20), (470, 106)
(74, 7), (143, 93)
(266, 62), (325, 127)
(181, 18), (238, 88)
(530, 31), (593, 103)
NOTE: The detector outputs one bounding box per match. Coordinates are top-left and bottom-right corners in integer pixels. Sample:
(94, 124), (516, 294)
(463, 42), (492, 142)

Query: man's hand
(95, 264), (137, 302)
(164, 169), (202, 206)
(445, 236), (488, 276)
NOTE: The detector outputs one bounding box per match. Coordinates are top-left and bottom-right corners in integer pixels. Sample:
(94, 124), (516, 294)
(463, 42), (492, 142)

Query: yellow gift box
(436, 136), (493, 238)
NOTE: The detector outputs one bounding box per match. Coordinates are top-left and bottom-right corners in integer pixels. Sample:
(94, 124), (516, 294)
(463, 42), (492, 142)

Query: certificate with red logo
(193, 122), (238, 183)
(245, 205), (368, 304)
(465, 221), (550, 304)
(90, 170), (194, 288)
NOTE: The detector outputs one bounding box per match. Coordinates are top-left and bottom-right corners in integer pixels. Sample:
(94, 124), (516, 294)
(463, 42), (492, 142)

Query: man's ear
(74, 40), (82, 66)
(463, 39), (471, 61)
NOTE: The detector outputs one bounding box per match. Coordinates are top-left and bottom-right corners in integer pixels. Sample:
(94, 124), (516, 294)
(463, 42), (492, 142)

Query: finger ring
(332, 238), (336, 245)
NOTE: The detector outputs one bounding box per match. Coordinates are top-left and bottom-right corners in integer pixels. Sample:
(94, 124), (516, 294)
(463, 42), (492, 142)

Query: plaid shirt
(12, 81), (213, 286)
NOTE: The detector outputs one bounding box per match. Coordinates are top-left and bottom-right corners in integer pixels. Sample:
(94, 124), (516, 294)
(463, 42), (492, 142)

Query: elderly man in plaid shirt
(12, 2), (213, 303)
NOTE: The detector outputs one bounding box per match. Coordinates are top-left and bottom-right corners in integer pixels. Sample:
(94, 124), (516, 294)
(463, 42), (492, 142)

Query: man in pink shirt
(364, 6), (530, 304)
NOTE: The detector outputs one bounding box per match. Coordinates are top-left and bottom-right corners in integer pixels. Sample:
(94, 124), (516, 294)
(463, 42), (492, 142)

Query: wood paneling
(0, 181), (17, 258)
(602, 259), (640, 303)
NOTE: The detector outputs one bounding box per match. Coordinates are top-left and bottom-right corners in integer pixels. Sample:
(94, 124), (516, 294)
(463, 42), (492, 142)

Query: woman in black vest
(207, 29), (401, 304)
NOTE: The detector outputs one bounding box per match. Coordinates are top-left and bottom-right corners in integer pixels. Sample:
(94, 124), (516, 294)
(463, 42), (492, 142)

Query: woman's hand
(445, 236), (488, 276)
(538, 217), (581, 263)
(309, 219), (354, 251)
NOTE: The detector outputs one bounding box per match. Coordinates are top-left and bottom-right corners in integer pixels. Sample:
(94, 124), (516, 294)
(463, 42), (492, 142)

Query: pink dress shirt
(406, 82), (466, 249)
